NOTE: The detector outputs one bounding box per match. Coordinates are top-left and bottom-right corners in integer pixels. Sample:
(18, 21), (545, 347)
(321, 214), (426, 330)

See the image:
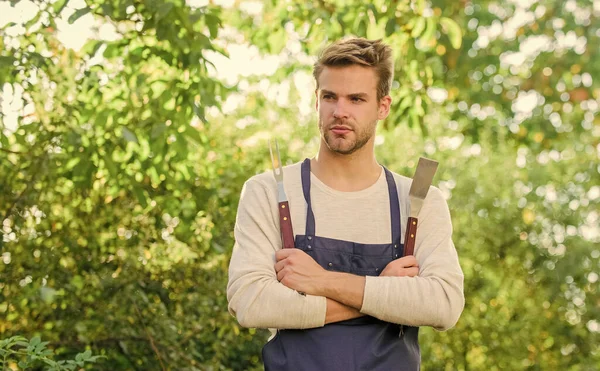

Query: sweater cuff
(359, 276), (382, 316)
(302, 294), (327, 328)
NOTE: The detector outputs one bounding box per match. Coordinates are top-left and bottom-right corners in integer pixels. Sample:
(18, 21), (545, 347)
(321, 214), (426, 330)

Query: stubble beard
(320, 118), (377, 155)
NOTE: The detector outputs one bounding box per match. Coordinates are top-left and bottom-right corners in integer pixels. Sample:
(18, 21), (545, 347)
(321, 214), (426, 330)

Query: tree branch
(132, 300), (167, 371)
(0, 148), (25, 154)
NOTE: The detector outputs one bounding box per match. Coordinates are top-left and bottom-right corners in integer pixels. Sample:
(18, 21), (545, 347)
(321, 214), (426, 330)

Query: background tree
(1, 0), (598, 369)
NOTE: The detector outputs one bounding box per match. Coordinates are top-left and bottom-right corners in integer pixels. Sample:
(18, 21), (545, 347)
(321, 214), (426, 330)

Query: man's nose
(333, 100), (350, 119)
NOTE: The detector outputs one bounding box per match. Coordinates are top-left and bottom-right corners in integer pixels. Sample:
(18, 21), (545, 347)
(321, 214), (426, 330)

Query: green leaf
(81, 40), (105, 57)
(133, 187), (148, 208)
(184, 125), (204, 145)
(81, 349), (92, 360)
(35, 341), (49, 353)
(0, 132), (8, 147)
(43, 358), (58, 367)
(357, 18), (367, 37)
(71, 275), (84, 290)
(367, 4), (379, 18)
(100, 3), (114, 15)
(385, 18), (396, 37)
(425, 65), (434, 85)
(397, 96), (414, 115)
(103, 155), (118, 177)
(193, 104), (208, 124)
(68, 7), (91, 24)
(66, 157), (81, 170)
(151, 122), (168, 139)
(103, 43), (123, 58)
(189, 12), (203, 25)
(157, 2), (174, 21)
(30, 336), (41, 346)
(409, 107), (419, 128)
(40, 287), (58, 303)
(415, 95), (425, 116)
(88, 355), (105, 362)
(205, 14), (220, 38)
(267, 28), (286, 54)
(0, 56), (16, 66)
(418, 116), (429, 136)
(426, 56), (444, 76)
(440, 17), (462, 48)
(122, 127), (139, 143)
(53, 0), (69, 16)
(25, 11), (43, 28)
(419, 17), (437, 46)
(411, 17), (426, 38)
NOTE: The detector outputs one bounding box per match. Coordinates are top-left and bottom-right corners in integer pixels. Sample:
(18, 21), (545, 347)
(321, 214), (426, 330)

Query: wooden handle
(278, 201), (295, 249)
(403, 217), (418, 256)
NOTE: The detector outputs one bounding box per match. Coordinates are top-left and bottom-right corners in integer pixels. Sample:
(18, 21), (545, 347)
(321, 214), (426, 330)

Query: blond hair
(313, 38), (394, 101)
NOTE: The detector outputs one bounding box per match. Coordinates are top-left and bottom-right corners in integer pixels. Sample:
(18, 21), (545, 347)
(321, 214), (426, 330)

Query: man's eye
(323, 95), (334, 99)
(351, 97), (364, 102)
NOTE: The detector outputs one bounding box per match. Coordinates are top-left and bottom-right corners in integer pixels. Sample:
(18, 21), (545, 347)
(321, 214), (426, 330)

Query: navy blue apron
(262, 158), (420, 371)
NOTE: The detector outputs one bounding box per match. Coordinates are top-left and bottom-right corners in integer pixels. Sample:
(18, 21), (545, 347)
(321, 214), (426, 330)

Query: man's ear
(378, 96), (392, 120)
(315, 89), (319, 111)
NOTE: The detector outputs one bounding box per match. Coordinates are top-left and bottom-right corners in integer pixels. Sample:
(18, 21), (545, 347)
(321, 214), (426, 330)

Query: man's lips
(330, 126), (352, 135)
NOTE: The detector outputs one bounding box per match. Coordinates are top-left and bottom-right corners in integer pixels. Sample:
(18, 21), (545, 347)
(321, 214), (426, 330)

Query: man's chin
(332, 148), (357, 155)
(325, 141), (357, 155)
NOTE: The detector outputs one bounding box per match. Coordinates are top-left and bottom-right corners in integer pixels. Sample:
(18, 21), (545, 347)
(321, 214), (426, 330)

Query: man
(227, 37), (464, 370)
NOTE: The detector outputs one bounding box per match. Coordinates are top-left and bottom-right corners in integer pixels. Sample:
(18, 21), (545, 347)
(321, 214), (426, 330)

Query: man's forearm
(325, 298), (364, 324)
(319, 272), (366, 310)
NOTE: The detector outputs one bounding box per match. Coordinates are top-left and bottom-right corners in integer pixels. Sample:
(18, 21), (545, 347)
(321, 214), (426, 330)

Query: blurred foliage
(1, 335), (104, 370)
(0, 0), (599, 370)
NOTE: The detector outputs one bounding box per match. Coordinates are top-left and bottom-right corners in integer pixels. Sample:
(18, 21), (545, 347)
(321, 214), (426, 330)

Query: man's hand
(275, 249), (329, 295)
(380, 255), (419, 277)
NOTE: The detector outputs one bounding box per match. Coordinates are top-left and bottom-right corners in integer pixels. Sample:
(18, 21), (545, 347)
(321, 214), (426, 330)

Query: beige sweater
(227, 161), (464, 332)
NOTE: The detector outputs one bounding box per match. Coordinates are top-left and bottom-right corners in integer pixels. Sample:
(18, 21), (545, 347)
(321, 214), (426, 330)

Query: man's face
(315, 65), (390, 155)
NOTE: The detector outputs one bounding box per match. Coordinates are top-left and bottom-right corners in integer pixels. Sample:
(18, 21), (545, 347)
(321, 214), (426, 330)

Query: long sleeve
(359, 187), (465, 331)
(227, 178), (327, 329)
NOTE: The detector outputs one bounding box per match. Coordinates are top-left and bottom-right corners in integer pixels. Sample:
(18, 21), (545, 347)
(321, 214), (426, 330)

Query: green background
(1, 0), (599, 369)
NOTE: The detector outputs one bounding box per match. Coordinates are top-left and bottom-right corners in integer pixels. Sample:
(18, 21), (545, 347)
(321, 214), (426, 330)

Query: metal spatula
(402, 157), (438, 257)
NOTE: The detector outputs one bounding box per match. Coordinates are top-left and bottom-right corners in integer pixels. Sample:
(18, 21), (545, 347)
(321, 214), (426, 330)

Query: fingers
(396, 255), (418, 268)
(274, 250), (295, 280)
(275, 249), (293, 261)
(275, 248), (306, 261)
(403, 267), (419, 277)
(274, 250), (298, 273)
(379, 266), (419, 277)
(275, 259), (290, 281)
(277, 267), (286, 282)
(274, 259), (286, 273)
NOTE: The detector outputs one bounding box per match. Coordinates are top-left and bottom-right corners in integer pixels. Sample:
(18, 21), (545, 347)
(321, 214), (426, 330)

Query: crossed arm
(227, 178), (464, 331)
(274, 249), (419, 324)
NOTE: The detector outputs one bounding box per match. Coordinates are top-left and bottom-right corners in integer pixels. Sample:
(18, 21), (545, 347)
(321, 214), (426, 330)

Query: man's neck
(311, 144), (381, 192)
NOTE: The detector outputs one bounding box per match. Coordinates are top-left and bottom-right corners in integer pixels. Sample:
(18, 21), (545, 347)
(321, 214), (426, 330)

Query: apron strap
(383, 167), (402, 249)
(301, 159), (401, 246)
(301, 159), (316, 237)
